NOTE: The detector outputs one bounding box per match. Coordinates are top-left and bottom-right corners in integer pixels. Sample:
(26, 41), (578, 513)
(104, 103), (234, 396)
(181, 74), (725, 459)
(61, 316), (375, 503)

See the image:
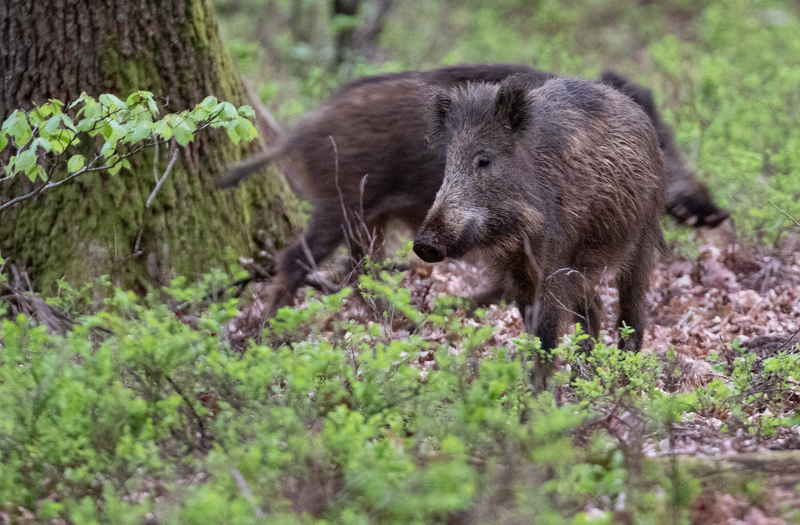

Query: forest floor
(231, 227), (800, 524)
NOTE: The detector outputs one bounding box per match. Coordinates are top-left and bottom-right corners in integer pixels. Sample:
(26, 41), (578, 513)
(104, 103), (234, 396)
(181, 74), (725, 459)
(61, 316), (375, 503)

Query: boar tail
(218, 147), (283, 189)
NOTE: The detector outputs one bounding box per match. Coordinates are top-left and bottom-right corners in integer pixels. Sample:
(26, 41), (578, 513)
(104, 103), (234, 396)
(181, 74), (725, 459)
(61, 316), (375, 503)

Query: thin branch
(0, 111), (224, 212)
(164, 375), (208, 452)
(146, 146), (179, 208)
(769, 202), (800, 228)
(231, 469), (265, 519)
(152, 139), (160, 182)
(776, 325), (800, 352)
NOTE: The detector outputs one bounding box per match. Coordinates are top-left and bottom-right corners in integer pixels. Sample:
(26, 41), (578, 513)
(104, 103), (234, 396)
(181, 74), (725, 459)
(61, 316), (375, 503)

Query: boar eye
(476, 156), (492, 169)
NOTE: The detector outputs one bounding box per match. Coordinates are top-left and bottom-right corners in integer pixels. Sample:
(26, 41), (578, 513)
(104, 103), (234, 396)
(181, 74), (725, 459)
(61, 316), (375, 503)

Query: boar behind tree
(221, 64), (718, 317)
(414, 76), (666, 376)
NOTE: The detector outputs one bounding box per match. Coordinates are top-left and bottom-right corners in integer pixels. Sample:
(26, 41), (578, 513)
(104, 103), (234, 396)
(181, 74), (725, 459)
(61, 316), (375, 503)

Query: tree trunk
(0, 0), (301, 292)
(332, 0), (361, 69)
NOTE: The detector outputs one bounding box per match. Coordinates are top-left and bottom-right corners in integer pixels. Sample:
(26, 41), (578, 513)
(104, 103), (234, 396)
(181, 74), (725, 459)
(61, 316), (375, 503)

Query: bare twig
(232, 469), (265, 519)
(0, 265), (108, 336)
(152, 140), (160, 182)
(165, 375), (208, 452)
(146, 145), (179, 208)
(776, 325), (800, 352)
(770, 202), (800, 228)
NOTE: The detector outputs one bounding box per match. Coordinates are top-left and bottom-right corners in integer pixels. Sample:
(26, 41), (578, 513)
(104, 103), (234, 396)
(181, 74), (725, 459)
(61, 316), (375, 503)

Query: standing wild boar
(414, 75), (666, 358)
(221, 64), (719, 317)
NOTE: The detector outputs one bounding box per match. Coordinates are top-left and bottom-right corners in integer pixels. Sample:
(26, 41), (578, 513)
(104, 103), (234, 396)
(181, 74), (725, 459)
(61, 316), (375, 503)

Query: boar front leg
(268, 210), (346, 317)
(615, 241), (654, 352)
(513, 270), (565, 392)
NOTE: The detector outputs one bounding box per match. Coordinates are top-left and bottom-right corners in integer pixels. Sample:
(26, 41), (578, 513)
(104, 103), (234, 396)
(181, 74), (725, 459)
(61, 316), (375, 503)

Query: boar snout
(413, 233), (446, 263)
(414, 213), (481, 263)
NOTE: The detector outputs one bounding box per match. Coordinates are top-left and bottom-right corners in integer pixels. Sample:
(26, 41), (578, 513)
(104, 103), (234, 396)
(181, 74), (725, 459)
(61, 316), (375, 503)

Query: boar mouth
(413, 218), (479, 263)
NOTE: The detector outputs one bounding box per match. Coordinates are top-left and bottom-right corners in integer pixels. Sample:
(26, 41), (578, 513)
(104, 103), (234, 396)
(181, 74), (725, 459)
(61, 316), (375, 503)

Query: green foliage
(0, 271), (667, 521)
(648, 1), (800, 241)
(7, 268), (797, 522)
(0, 92), (258, 210)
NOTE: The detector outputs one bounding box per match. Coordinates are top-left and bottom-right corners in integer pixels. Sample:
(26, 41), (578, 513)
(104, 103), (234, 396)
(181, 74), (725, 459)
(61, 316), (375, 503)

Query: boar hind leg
(269, 213), (346, 316)
(615, 244), (654, 352)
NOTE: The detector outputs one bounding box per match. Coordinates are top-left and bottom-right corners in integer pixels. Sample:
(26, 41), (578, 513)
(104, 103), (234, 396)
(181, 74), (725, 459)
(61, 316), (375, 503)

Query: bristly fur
(494, 74), (534, 132)
(218, 64), (726, 319)
(415, 76), (667, 367)
(424, 85), (453, 148)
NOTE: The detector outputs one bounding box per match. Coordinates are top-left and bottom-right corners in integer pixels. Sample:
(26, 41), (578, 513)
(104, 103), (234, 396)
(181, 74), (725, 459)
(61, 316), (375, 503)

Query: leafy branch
(0, 91), (259, 212)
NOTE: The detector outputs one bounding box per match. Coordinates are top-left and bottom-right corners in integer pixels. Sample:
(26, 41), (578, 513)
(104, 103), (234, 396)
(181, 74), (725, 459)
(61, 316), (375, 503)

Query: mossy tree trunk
(0, 0), (300, 292)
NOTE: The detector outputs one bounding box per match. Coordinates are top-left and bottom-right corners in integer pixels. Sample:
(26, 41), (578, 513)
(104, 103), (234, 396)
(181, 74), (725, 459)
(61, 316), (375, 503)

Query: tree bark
(332, 0), (361, 69)
(0, 0), (301, 292)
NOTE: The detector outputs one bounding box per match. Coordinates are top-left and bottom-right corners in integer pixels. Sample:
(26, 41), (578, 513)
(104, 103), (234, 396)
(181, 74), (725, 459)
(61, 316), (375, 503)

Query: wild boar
(221, 64), (719, 317)
(414, 76), (666, 363)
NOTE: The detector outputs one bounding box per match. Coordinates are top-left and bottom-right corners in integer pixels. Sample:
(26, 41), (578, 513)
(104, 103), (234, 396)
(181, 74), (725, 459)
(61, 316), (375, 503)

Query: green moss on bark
(0, 0), (302, 292)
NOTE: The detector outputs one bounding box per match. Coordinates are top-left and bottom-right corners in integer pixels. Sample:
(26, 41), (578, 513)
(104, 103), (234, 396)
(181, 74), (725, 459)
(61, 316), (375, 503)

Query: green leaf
(179, 116), (197, 132)
(99, 93), (126, 111)
(77, 97), (100, 119)
(68, 155), (85, 174)
(238, 105), (255, 118)
(43, 114), (62, 135)
(59, 114), (77, 132)
(75, 117), (95, 133)
(126, 92), (143, 107)
(235, 119), (258, 143)
(6, 112), (32, 148)
(199, 96), (218, 112)
(70, 92), (92, 109)
(29, 102), (56, 123)
(127, 122), (152, 144)
(15, 149), (36, 173)
(1, 110), (19, 134)
(0, 133), (7, 153)
(173, 125), (193, 147)
(191, 107), (210, 122)
(100, 140), (116, 158)
(153, 120), (173, 141)
(30, 137), (52, 154)
(104, 120), (125, 141)
(49, 129), (76, 154)
(214, 101), (238, 120)
(107, 156), (122, 175)
(225, 126), (241, 145)
(29, 165), (46, 182)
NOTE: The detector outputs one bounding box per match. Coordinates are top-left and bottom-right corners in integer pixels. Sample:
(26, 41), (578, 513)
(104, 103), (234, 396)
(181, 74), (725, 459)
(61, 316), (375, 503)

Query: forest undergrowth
(2, 226), (800, 524)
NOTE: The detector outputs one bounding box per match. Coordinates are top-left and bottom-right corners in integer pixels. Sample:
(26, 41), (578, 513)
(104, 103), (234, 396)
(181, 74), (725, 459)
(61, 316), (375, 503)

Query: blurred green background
(214, 0), (800, 246)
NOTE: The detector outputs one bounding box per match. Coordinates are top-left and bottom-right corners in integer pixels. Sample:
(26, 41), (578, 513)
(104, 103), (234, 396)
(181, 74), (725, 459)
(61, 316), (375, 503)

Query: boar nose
(413, 240), (445, 263)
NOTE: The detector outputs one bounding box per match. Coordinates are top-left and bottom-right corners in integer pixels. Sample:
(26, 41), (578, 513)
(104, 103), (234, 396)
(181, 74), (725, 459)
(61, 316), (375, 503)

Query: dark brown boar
(221, 64), (719, 317)
(413, 76), (666, 369)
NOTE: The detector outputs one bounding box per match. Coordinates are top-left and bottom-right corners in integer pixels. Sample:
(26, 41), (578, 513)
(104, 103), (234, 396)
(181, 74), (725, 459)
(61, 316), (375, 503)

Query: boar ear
(495, 75), (531, 132)
(426, 87), (452, 146)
